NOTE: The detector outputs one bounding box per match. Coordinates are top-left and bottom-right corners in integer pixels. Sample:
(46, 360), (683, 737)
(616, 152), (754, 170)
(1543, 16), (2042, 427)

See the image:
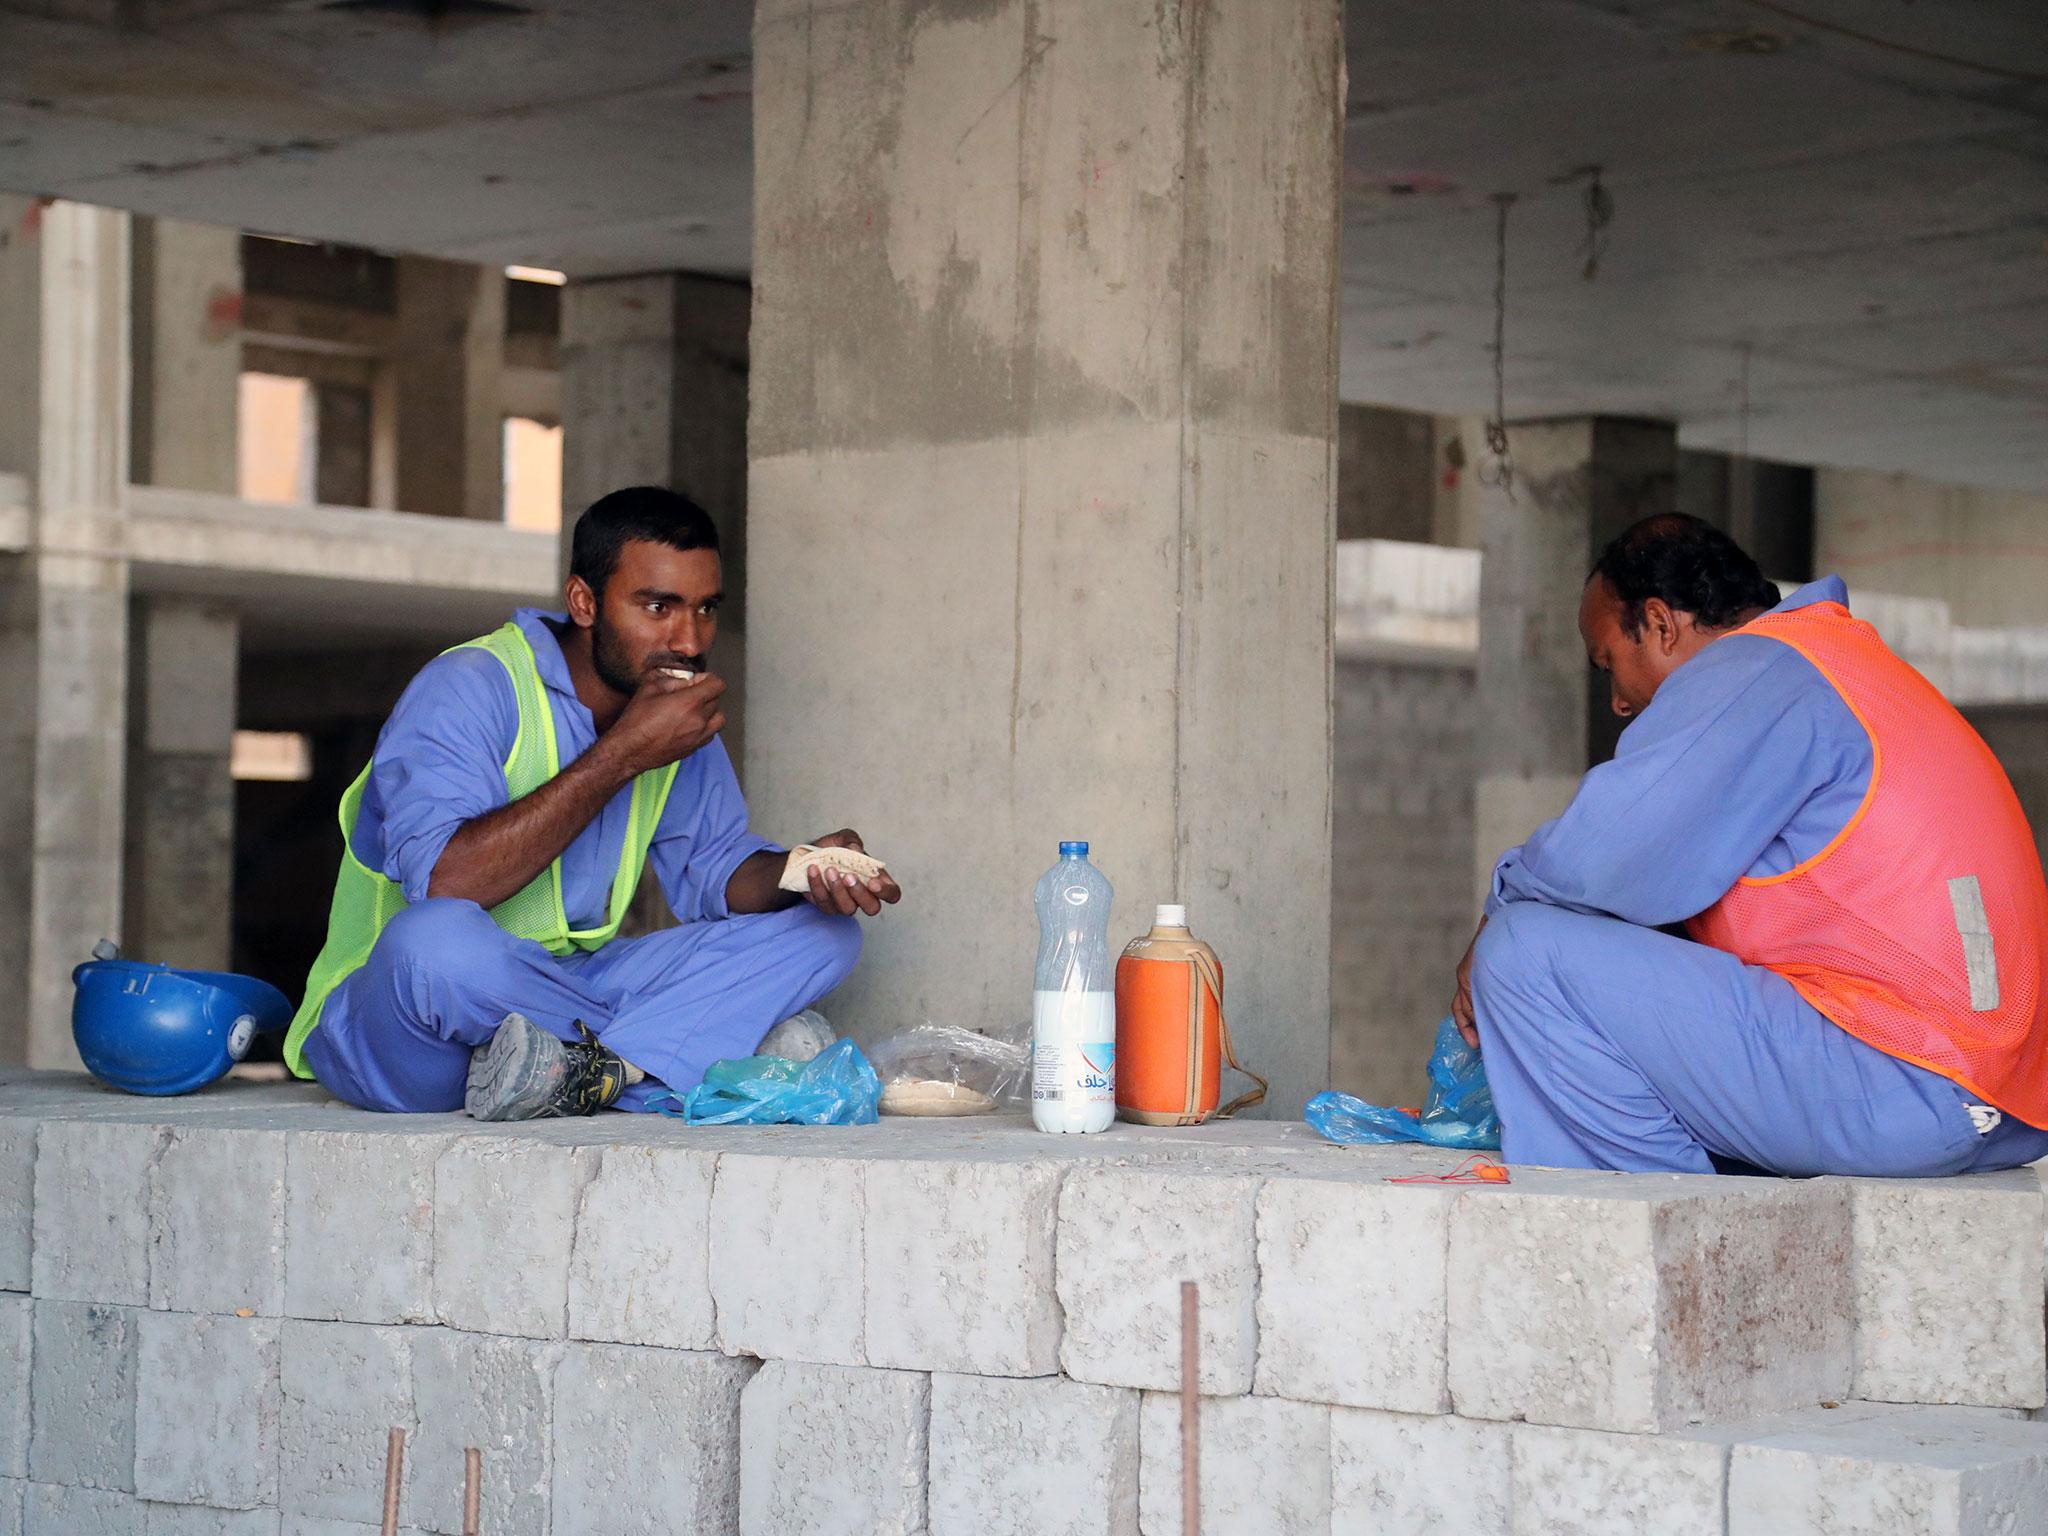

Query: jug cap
(1059, 840), (1089, 857)
(1155, 903), (1188, 928)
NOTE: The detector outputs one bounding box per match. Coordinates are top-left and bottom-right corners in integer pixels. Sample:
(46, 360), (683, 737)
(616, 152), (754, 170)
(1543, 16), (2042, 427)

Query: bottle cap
(1155, 903), (1188, 928)
(1058, 840), (1089, 857)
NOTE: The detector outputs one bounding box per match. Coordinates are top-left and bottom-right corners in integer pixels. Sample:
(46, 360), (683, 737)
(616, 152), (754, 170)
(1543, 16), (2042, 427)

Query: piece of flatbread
(880, 1078), (996, 1117)
(779, 843), (889, 893)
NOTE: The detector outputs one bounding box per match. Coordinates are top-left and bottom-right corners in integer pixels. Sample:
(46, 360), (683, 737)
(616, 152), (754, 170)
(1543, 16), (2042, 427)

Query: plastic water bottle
(1032, 841), (1116, 1134)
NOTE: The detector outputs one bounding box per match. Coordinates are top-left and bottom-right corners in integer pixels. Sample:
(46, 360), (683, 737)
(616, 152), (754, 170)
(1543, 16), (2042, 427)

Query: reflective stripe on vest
(281, 622), (678, 1078)
(1686, 601), (2048, 1125)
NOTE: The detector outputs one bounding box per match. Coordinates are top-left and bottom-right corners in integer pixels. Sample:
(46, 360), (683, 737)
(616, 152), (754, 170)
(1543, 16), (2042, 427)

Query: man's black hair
(570, 486), (720, 597)
(1589, 513), (1780, 637)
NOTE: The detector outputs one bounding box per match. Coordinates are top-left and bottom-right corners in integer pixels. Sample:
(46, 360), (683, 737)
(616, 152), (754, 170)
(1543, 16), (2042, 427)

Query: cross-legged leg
(302, 898), (614, 1112)
(566, 903), (862, 1111)
(1469, 900), (2040, 1176)
(303, 897), (864, 1115)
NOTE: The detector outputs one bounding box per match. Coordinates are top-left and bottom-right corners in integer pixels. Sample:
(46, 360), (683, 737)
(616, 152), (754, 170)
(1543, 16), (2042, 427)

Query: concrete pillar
(560, 272), (751, 774)
(394, 255), (504, 520)
(129, 217), (240, 494)
(1473, 418), (1675, 908)
(1676, 449), (1814, 585)
(1335, 404), (1434, 543)
(0, 196), (131, 1068)
(749, 0), (1343, 1113)
(560, 274), (683, 533)
(314, 382), (374, 508)
(124, 600), (238, 973)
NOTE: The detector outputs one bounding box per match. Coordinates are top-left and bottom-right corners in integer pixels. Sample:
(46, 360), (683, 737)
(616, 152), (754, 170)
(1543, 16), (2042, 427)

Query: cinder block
(551, 1343), (752, 1536)
(1851, 1172), (2047, 1408)
(143, 1506), (283, 1534)
(284, 1131), (451, 1326)
(433, 1140), (597, 1339)
(135, 1312), (282, 1510)
(149, 1128), (288, 1317)
(1448, 1174), (1854, 1432)
(275, 1520), (425, 1536)
(410, 1328), (559, 1536)
(0, 1479), (17, 1536)
(566, 1144), (716, 1350)
(22, 1490), (142, 1536)
(0, 1121), (34, 1291)
(278, 1321), (413, 1525)
(710, 1154), (865, 1366)
(928, 1373), (1138, 1536)
(1729, 1404), (2048, 1535)
(32, 1122), (166, 1306)
(1256, 1176), (1454, 1412)
(739, 1360), (928, 1536)
(1510, 1422), (1726, 1536)
(28, 1301), (139, 1491)
(1136, 1391), (1330, 1536)
(1330, 1408), (1510, 1536)
(0, 1298), (27, 1478)
(21, 1483), (144, 1536)
(863, 1157), (1060, 1376)
(1058, 1169), (1258, 1394)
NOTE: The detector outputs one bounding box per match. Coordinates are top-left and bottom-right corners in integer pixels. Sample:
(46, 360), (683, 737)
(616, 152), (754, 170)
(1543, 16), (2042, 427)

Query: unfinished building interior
(2, 0), (2047, 1532)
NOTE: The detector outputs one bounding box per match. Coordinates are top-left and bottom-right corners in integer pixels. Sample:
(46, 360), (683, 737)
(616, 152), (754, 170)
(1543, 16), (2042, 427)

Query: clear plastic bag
(655, 1037), (882, 1126)
(1305, 1016), (1502, 1151)
(865, 1022), (1030, 1116)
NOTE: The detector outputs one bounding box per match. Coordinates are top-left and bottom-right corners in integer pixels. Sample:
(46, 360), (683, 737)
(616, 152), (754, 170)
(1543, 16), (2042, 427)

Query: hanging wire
(1579, 167), (1614, 281)
(1479, 192), (1518, 500)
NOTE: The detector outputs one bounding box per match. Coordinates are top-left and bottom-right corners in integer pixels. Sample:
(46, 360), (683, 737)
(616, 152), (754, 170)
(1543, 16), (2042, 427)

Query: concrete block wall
(4, 1074), (2048, 1535)
(1331, 652), (1475, 1109)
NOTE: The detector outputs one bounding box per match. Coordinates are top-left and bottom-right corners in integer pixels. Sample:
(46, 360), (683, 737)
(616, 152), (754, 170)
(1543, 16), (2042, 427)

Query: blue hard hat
(71, 944), (294, 1096)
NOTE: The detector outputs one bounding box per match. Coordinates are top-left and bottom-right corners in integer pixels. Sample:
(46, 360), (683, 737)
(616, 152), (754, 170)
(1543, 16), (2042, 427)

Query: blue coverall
(301, 608), (862, 1113)
(1475, 577), (2048, 1175)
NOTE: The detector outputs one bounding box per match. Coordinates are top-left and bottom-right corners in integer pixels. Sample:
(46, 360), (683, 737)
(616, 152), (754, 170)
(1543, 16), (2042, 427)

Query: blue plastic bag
(1305, 1016), (1502, 1150)
(653, 1037), (883, 1126)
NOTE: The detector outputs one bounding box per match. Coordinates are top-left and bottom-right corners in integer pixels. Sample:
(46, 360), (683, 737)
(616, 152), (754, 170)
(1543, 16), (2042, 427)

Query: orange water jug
(1114, 904), (1266, 1125)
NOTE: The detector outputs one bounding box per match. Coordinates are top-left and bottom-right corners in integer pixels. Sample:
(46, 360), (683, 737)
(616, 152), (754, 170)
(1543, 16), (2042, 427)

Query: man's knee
(1472, 903), (1578, 1012)
(375, 897), (497, 972)
(792, 907), (862, 988)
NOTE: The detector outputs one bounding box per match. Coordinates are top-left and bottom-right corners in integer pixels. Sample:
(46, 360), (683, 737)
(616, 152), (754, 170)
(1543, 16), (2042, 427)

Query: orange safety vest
(1687, 600), (2048, 1126)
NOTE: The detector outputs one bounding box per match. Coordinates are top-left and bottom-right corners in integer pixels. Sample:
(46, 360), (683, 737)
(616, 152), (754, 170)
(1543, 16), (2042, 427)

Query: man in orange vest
(1452, 513), (2048, 1175)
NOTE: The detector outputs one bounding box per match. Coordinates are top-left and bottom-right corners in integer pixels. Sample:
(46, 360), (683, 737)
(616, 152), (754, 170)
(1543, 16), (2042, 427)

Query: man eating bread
(278, 486), (902, 1119)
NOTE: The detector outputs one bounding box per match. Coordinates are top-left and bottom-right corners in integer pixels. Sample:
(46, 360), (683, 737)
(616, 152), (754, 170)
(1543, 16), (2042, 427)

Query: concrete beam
(120, 485), (555, 596)
(129, 217), (240, 496)
(0, 196), (132, 1069)
(393, 255), (504, 522)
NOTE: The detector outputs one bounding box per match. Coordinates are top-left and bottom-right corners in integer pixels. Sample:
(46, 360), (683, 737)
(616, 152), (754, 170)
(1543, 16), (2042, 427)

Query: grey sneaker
(757, 1009), (837, 1063)
(464, 1014), (627, 1121)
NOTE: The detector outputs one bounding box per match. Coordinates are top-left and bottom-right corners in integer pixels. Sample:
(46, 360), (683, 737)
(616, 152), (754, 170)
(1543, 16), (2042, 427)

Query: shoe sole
(465, 1013), (564, 1121)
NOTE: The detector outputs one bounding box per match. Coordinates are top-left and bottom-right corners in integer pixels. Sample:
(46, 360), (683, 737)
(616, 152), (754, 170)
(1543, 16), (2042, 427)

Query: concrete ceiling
(1341, 0), (2048, 493)
(0, 0), (2044, 492)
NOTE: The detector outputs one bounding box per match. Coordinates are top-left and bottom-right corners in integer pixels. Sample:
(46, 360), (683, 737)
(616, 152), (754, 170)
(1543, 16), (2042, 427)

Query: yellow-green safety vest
(283, 622), (679, 1078)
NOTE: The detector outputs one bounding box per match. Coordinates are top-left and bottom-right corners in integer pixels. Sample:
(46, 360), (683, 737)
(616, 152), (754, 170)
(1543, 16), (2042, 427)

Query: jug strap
(1192, 949), (1267, 1119)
